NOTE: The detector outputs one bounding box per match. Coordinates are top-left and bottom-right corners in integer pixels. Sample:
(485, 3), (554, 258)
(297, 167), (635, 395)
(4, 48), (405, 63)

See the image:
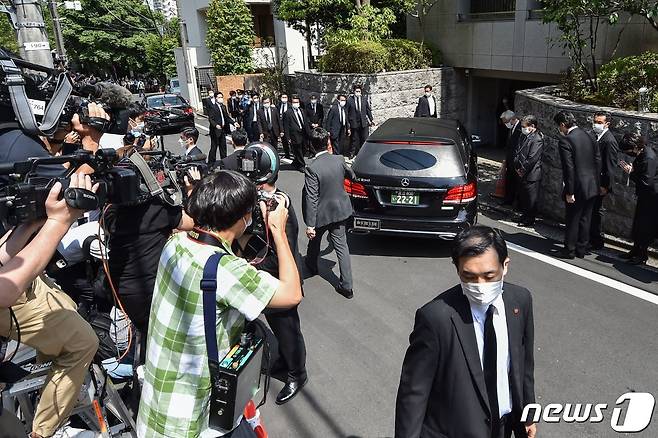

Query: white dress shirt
(469, 293), (513, 419)
(597, 127), (608, 142)
(428, 95), (436, 116)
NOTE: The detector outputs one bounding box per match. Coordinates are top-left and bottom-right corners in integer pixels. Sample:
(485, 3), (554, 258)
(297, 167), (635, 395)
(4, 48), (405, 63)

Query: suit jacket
(513, 131), (543, 182)
(284, 107), (309, 145)
(302, 152), (355, 228)
(414, 95), (438, 118)
(324, 104), (350, 139)
(277, 102), (290, 125)
(558, 127), (601, 200)
(185, 146), (204, 160)
(395, 283), (535, 438)
(227, 97), (240, 117)
(597, 130), (619, 191)
(629, 146), (658, 198)
(245, 102), (261, 126)
(347, 95), (373, 129)
(257, 106), (281, 139)
(305, 101), (325, 127)
(208, 102), (234, 134)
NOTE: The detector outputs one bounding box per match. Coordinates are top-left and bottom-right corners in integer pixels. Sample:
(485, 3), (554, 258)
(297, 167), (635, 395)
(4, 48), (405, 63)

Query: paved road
(159, 118), (658, 438)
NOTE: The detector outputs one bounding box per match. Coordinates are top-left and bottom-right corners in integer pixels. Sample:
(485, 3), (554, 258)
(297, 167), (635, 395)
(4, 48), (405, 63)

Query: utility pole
(48, 0), (67, 64)
(175, 0), (191, 85)
(11, 0), (53, 68)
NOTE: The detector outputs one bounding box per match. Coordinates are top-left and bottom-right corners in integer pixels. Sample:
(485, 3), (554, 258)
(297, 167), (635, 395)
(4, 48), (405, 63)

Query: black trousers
(306, 221), (353, 290)
(281, 135), (291, 157)
(331, 131), (349, 156)
(350, 125), (368, 157)
(492, 413), (514, 438)
(519, 179), (540, 221)
(264, 305), (307, 381)
(631, 194), (658, 257)
(504, 158), (518, 205)
(564, 196), (596, 255)
(589, 194), (606, 247)
(208, 128), (227, 164)
(291, 141), (306, 168)
(247, 121), (260, 142)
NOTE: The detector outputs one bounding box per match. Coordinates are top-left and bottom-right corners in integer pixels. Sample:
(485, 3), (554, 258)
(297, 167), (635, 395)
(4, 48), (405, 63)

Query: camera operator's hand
(46, 174), (97, 227)
(184, 167), (202, 196)
(72, 102), (110, 154)
(64, 131), (81, 145)
(266, 195), (289, 235)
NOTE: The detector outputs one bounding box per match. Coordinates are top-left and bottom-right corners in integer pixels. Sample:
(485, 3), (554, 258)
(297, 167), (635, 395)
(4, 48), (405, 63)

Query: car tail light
(344, 179), (368, 198)
(443, 182), (477, 204)
(184, 107), (194, 114)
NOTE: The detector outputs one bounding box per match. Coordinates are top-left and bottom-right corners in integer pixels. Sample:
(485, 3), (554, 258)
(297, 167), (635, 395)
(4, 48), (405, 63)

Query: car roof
(148, 94), (182, 99)
(367, 118), (461, 144)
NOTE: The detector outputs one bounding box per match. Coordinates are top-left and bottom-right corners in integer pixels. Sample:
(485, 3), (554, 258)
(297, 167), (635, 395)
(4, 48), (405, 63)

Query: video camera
(230, 142), (281, 237)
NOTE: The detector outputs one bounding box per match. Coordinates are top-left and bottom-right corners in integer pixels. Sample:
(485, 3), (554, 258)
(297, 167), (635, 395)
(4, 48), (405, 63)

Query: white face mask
(592, 123), (606, 135)
(354, 91), (362, 96)
(263, 102), (270, 108)
(521, 127), (533, 136)
(292, 103), (300, 109)
(217, 97), (224, 104)
(505, 121), (514, 129)
(242, 215), (252, 230)
(460, 279), (504, 306)
(557, 127), (565, 136)
(311, 99), (317, 104)
(425, 92), (432, 97)
(339, 100), (346, 107)
(281, 98), (288, 104)
(178, 138), (188, 149)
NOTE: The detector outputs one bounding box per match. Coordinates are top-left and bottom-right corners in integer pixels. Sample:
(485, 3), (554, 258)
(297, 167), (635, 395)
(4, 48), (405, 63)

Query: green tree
(61, 0), (164, 78)
(0, 14), (19, 53)
(206, 0), (255, 75)
(543, 0), (629, 93)
(615, 1), (658, 31)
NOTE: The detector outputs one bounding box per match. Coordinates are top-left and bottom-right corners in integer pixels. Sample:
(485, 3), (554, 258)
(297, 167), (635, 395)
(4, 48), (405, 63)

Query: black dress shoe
(275, 376), (308, 405)
(557, 250), (575, 260)
(336, 287), (354, 299)
(627, 256), (648, 265)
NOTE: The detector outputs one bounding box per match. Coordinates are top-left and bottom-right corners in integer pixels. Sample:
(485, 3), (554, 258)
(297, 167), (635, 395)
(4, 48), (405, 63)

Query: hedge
(318, 39), (435, 74)
(594, 51), (658, 112)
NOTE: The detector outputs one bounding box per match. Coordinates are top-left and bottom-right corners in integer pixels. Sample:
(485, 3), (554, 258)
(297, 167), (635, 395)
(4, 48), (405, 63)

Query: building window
(470, 0), (515, 13)
(250, 5), (276, 48)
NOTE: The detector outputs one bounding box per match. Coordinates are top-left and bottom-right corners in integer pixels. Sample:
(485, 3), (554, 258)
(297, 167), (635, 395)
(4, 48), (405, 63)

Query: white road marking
(195, 123), (209, 132)
(281, 158), (293, 164)
(506, 241), (658, 306)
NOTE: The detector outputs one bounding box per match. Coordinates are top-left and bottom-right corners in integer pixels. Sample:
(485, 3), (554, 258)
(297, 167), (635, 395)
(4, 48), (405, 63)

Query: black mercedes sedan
(345, 118), (478, 240)
(143, 93), (195, 135)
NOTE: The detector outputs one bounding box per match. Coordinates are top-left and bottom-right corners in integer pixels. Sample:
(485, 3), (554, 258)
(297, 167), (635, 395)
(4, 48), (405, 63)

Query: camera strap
(128, 152), (183, 207)
(200, 252), (226, 396)
(0, 56), (73, 136)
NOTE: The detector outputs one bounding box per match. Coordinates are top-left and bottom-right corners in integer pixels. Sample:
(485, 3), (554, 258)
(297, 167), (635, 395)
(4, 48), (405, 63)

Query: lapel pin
(513, 308), (520, 315)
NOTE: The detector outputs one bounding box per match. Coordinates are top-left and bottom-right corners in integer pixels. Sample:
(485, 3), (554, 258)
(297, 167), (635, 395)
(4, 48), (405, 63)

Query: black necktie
(266, 108), (270, 125)
(484, 305), (499, 424)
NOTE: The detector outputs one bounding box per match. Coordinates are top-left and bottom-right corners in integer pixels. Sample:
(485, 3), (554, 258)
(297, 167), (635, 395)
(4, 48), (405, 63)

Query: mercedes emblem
(401, 178), (410, 187)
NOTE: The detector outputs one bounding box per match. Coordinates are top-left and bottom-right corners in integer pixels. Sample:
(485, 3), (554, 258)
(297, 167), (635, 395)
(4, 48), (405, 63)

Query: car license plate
(391, 191), (419, 205)
(354, 218), (380, 230)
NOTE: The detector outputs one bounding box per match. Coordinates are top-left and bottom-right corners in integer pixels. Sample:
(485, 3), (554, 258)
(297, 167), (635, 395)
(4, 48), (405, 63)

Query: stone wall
(293, 68), (466, 124)
(515, 86), (658, 239)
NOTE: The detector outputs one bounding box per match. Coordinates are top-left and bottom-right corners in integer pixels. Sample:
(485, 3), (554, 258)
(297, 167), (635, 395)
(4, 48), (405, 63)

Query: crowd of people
(201, 85), (375, 170)
(0, 66), (656, 438)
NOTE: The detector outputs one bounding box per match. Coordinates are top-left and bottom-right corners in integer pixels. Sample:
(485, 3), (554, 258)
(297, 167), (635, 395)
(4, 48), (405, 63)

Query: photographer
(0, 174), (99, 438)
(227, 144), (308, 405)
(136, 170), (302, 437)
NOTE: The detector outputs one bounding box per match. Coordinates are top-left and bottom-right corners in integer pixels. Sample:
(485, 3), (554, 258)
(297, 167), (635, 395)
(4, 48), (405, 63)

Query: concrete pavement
(158, 118), (658, 438)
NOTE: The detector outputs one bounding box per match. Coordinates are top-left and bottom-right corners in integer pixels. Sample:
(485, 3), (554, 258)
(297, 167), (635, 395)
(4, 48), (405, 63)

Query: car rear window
(354, 142), (466, 178)
(147, 95), (184, 107)
(379, 149), (437, 170)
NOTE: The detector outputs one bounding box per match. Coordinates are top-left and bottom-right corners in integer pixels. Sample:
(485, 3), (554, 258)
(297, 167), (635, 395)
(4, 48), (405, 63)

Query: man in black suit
(207, 91), (236, 165)
(395, 226), (537, 438)
(554, 111), (601, 259)
(347, 84), (374, 158)
(245, 92), (262, 142)
(500, 110), (524, 207)
(414, 84), (438, 118)
(227, 90), (240, 120)
(284, 95), (309, 171)
(257, 96), (281, 145)
(323, 95), (351, 156)
(305, 93), (324, 128)
(277, 93), (291, 159)
(178, 127), (204, 160)
(219, 128), (248, 171)
(303, 128), (356, 299)
(513, 115), (544, 226)
(589, 111), (619, 249)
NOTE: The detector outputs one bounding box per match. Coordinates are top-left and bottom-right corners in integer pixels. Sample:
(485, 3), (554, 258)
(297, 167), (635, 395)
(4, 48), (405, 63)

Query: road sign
(23, 41), (50, 51)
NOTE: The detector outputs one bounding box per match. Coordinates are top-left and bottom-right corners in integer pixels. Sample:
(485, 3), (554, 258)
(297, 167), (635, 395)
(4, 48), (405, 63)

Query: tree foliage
(61, 0), (175, 79)
(0, 14), (20, 53)
(614, 1), (658, 32)
(206, 0), (255, 75)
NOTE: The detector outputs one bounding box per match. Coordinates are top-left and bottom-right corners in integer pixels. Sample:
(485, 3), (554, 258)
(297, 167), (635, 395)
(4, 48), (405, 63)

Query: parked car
(143, 93), (194, 135)
(345, 117), (478, 240)
(169, 77), (181, 95)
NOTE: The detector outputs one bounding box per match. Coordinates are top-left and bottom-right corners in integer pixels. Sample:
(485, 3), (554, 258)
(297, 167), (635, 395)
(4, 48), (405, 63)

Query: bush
(381, 39), (431, 71)
(319, 39), (434, 74)
(318, 41), (387, 74)
(206, 0), (254, 75)
(594, 52), (658, 111)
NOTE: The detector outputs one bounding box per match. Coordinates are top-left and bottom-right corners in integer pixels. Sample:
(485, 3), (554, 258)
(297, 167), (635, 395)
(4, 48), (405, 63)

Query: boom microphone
(74, 82), (135, 110)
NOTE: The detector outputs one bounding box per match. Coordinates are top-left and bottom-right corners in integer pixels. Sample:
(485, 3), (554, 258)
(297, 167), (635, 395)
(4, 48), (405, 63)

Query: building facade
(174, 0), (310, 110)
(147, 0), (178, 20)
(406, 0), (658, 145)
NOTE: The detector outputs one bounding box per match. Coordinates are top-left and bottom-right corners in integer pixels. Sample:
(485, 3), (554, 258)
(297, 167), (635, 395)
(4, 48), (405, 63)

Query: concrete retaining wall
(515, 86), (658, 239)
(293, 68), (467, 124)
